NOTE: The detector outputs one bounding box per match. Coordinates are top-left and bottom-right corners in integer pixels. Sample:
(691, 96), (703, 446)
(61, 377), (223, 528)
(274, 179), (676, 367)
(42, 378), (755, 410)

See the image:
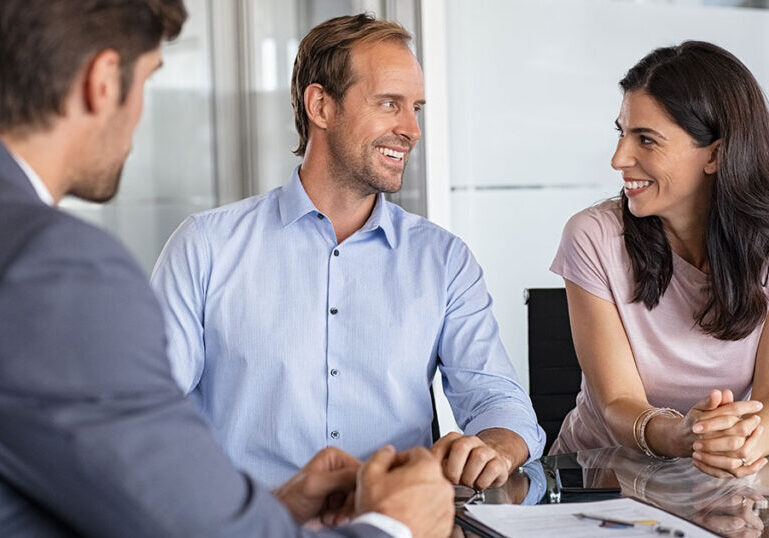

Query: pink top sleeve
(550, 205), (617, 303)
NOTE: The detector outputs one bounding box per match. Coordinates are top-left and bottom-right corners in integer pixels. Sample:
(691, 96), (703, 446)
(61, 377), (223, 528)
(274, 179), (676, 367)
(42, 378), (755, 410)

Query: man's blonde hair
(290, 13), (412, 156)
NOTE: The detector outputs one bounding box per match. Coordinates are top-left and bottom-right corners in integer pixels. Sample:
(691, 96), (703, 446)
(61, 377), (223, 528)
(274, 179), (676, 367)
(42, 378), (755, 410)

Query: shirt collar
(10, 152), (54, 206)
(278, 166), (397, 249)
(278, 167), (319, 227)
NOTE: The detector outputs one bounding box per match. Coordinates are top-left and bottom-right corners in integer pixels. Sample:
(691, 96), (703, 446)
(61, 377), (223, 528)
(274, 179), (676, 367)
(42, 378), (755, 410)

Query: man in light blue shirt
(151, 13), (545, 491)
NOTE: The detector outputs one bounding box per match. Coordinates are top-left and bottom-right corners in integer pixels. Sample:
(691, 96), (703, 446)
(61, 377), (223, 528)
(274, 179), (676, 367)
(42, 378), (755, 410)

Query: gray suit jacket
(0, 141), (389, 538)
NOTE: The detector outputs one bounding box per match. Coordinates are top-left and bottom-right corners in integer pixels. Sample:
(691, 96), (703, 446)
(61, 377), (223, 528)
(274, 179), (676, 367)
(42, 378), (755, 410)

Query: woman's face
(611, 90), (717, 223)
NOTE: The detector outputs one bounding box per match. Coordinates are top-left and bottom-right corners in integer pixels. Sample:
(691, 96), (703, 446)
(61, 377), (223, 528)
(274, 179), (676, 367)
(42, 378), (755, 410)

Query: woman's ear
(704, 139), (722, 175)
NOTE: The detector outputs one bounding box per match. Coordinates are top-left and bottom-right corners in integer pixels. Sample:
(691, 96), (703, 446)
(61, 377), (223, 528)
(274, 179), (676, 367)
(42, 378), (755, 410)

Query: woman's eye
(615, 126), (624, 138)
(639, 135), (654, 145)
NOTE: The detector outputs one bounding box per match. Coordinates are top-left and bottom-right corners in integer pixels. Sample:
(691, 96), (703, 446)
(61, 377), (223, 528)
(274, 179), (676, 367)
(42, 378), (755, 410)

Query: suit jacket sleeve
(0, 214), (389, 538)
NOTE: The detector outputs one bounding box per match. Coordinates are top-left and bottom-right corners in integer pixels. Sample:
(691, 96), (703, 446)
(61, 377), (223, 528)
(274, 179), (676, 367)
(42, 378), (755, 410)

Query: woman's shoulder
(562, 198), (624, 245)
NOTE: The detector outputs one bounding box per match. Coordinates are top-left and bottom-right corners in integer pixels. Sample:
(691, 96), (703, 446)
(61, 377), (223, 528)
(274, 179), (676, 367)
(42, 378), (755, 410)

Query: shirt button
(333, 249), (340, 256)
(330, 307), (338, 315)
(317, 213), (324, 220)
(330, 430), (340, 439)
(330, 368), (339, 377)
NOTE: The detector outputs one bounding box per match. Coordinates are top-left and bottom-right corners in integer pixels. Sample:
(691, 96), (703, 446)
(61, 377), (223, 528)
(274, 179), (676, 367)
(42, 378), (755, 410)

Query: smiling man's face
(325, 40), (425, 195)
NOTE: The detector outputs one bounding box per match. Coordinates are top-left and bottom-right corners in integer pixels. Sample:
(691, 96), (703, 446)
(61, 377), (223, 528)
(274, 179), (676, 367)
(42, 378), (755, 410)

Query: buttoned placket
(326, 239), (344, 445)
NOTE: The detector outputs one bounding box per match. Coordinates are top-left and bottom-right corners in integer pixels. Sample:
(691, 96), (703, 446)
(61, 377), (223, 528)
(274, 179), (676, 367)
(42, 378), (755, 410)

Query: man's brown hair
(0, 0), (187, 133)
(290, 13), (412, 157)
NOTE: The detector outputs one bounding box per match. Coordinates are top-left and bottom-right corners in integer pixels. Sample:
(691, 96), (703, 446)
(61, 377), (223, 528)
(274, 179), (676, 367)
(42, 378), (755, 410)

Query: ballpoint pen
(573, 513), (685, 536)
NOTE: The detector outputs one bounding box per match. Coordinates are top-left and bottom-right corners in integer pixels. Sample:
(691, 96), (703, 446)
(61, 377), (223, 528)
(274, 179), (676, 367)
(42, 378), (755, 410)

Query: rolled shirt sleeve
(438, 239), (546, 461)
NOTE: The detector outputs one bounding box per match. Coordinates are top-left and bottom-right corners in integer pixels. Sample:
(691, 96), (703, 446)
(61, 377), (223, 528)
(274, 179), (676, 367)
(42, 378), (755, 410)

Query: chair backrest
(526, 288), (582, 454)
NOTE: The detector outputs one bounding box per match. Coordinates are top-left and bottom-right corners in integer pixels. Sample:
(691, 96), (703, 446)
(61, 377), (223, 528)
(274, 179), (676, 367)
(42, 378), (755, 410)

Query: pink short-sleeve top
(549, 199), (768, 454)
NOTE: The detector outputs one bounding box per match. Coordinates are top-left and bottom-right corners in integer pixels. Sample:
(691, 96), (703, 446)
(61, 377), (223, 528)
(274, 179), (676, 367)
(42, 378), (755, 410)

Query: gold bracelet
(638, 407), (684, 459)
(632, 408), (655, 452)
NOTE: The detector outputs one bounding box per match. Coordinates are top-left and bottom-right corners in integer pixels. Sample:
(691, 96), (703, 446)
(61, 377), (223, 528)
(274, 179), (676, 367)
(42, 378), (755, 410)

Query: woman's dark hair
(619, 40), (769, 340)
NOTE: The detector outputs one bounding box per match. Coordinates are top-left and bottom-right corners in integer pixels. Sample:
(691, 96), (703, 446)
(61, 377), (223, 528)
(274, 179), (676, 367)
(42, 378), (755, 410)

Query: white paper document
(465, 498), (718, 537)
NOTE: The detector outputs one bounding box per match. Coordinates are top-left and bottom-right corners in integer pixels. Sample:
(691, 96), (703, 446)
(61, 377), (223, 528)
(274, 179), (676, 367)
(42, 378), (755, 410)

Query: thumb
(360, 445), (396, 482)
(693, 389), (722, 412)
(306, 466), (358, 498)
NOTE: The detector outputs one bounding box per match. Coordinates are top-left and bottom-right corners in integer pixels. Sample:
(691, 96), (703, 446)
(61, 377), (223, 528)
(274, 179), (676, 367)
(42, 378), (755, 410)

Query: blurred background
(61, 0), (769, 432)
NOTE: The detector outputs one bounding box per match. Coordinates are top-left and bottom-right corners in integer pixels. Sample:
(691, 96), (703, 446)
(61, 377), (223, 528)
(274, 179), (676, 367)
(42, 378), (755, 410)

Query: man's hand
(431, 429), (528, 489)
(356, 445), (455, 538)
(273, 447), (360, 524)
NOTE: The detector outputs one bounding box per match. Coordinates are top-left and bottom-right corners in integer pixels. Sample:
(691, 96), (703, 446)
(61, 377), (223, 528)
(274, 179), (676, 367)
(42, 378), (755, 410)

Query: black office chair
(525, 288), (582, 454)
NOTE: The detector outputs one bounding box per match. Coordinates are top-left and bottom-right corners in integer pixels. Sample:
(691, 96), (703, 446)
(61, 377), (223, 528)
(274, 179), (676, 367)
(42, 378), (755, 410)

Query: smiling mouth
(624, 180), (653, 191)
(376, 146), (406, 162)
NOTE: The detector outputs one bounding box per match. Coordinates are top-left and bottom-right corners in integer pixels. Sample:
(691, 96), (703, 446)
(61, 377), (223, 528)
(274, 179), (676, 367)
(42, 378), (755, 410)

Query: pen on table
(573, 513), (685, 536)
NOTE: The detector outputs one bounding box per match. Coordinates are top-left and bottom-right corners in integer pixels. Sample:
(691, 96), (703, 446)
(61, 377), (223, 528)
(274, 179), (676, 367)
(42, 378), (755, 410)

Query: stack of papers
(465, 498), (717, 537)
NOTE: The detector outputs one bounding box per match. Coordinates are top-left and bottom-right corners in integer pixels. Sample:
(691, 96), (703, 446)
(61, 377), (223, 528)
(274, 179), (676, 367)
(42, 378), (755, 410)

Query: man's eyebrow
(614, 119), (667, 140)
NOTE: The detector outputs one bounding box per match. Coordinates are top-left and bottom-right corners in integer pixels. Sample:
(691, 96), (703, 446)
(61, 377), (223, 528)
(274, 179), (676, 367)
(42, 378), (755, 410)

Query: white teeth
(624, 180), (652, 190)
(376, 146), (405, 160)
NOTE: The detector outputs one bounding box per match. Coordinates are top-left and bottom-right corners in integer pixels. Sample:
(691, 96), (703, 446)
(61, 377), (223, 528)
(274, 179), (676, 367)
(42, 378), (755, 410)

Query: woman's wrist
(645, 413), (691, 458)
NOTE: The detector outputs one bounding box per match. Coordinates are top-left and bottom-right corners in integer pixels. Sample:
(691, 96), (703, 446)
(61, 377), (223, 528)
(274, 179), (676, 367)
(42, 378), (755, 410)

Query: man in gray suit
(0, 1), (454, 537)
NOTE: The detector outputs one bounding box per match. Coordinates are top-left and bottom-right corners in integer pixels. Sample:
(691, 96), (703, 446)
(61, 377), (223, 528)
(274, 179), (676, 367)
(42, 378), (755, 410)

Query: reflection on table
(454, 446), (769, 538)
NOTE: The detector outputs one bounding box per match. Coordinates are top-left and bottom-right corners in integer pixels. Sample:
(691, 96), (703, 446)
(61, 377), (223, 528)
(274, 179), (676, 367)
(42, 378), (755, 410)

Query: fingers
(387, 447), (443, 481)
(693, 389), (725, 412)
(693, 457), (737, 479)
(474, 458), (510, 489)
(696, 401), (763, 425)
(738, 425), (765, 465)
(361, 445), (397, 482)
(442, 435), (510, 489)
(309, 446), (361, 472)
(692, 451), (767, 478)
(431, 432), (462, 462)
(695, 423), (765, 466)
(700, 416), (761, 441)
(444, 435), (483, 484)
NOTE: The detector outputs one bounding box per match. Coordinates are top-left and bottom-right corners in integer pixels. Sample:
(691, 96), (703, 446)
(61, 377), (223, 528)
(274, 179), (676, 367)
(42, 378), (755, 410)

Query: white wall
(422, 0), (769, 434)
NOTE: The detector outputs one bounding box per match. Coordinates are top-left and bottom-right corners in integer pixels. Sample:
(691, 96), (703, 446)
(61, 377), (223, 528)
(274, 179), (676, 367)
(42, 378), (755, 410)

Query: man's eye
(383, 101), (397, 109)
(639, 135), (654, 145)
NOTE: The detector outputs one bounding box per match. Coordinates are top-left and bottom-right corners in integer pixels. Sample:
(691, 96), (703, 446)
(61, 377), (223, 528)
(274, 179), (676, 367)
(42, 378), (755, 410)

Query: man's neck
(0, 130), (70, 204)
(299, 160), (378, 244)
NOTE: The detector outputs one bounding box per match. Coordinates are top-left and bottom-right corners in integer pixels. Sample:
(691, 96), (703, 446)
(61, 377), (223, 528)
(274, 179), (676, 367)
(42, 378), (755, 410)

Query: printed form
(465, 498), (718, 537)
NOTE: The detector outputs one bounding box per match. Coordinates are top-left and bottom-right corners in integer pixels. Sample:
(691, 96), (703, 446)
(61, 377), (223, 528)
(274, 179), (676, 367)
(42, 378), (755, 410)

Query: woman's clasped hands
(684, 389), (767, 478)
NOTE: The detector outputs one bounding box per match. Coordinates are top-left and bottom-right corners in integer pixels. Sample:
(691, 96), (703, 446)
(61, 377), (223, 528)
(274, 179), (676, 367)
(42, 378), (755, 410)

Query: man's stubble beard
(69, 156), (126, 203)
(326, 122), (405, 197)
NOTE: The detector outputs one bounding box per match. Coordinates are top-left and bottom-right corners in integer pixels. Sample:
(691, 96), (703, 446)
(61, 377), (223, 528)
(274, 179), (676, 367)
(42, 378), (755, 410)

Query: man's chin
(70, 167), (124, 204)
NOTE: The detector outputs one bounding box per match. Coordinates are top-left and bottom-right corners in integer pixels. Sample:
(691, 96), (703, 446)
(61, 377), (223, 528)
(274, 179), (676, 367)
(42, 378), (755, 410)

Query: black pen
(573, 513), (685, 536)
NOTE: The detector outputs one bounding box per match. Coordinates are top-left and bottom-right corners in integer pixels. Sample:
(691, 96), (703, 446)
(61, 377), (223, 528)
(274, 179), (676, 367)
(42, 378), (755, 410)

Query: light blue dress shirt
(151, 168), (545, 488)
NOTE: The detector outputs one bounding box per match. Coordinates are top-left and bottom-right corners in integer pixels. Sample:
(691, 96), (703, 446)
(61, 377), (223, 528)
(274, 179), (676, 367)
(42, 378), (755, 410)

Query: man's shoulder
(0, 201), (143, 281)
(188, 190), (278, 232)
(385, 201), (463, 247)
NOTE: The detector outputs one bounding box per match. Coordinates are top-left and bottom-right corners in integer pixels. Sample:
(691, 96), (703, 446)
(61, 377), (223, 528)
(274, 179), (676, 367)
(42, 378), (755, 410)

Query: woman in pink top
(550, 41), (769, 479)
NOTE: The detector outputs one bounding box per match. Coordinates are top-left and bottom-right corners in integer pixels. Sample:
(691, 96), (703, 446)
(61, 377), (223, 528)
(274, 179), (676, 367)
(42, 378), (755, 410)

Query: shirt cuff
(352, 512), (412, 538)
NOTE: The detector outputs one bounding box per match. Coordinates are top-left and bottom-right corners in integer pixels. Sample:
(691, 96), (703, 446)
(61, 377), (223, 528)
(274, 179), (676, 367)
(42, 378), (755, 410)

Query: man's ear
(83, 49), (122, 116)
(704, 139), (722, 175)
(304, 83), (335, 130)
